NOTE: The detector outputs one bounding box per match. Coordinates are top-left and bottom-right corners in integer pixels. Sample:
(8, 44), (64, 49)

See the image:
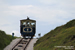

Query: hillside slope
(0, 30), (16, 50)
(34, 19), (75, 50)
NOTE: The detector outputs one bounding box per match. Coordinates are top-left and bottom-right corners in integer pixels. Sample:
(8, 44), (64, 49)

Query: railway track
(12, 38), (32, 50)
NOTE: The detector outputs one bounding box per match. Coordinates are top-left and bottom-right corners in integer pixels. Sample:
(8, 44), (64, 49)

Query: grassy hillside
(34, 19), (75, 50)
(0, 30), (16, 50)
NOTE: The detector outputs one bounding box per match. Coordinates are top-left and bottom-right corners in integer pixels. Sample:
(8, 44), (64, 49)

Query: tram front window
(31, 22), (35, 26)
(23, 22), (26, 25)
(27, 22), (30, 26)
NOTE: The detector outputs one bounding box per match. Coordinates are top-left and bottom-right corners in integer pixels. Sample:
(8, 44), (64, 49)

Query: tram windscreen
(31, 22), (35, 26)
(23, 22), (26, 25)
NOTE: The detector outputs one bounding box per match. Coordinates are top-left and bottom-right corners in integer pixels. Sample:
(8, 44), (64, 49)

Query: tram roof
(20, 17), (36, 22)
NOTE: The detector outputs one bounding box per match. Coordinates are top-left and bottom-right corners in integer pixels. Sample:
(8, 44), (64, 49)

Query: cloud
(0, 2), (75, 25)
(38, 0), (75, 5)
(1, 0), (75, 22)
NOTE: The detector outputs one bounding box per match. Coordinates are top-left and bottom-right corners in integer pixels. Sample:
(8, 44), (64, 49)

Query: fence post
(38, 33), (41, 38)
(12, 33), (14, 38)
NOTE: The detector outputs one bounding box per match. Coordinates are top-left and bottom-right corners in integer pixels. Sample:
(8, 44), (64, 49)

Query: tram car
(20, 17), (36, 38)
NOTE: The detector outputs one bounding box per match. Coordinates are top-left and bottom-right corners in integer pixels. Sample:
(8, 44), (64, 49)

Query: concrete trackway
(26, 39), (37, 50)
(4, 38), (37, 50)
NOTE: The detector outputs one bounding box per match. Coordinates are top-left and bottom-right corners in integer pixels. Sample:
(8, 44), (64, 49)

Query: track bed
(12, 38), (32, 50)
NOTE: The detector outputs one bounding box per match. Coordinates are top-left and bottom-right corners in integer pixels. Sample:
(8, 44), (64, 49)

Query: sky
(0, 0), (75, 38)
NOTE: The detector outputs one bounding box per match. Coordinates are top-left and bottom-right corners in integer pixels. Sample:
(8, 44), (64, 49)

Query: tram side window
(31, 22), (35, 26)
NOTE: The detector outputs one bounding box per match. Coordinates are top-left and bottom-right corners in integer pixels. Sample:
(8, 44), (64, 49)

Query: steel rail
(12, 38), (23, 50)
(12, 38), (32, 50)
(24, 38), (32, 50)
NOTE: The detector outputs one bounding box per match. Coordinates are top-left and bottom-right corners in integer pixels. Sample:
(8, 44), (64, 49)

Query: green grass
(34, 19), (75, 50)
(0, 30), (17, 50)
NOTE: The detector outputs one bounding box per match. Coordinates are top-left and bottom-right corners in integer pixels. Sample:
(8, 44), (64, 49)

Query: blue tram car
(20, 17), (36, 38)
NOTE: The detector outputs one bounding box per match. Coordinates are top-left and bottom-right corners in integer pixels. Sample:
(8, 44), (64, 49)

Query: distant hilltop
(34, 19), (75, 50)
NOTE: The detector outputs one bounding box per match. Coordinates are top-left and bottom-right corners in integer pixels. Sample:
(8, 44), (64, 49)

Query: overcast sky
(0, 0), (75, 37)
